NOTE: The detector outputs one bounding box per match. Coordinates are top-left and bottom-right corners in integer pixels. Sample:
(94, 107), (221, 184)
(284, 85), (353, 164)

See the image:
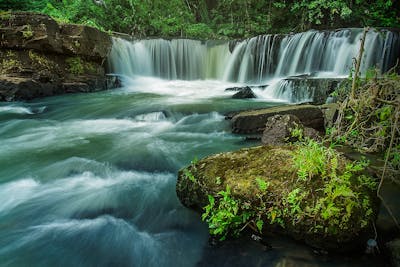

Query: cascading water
(1, 28), (399, 267)
(108, 29), (399, 104)
(109, 28), (399, 84)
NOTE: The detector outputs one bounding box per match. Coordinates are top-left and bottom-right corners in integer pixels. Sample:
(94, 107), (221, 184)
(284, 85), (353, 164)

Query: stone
(176, 145), (378, 251)
(0, 12), (111, 61)
(231, 104), (324, 134)
(261, 114), (302, 145)
(274, 77), (344, 105)
(261, 114), (321, 145)
(231, 87), (256, 99)
(320, 103), (339, 129)
(0, 12), (112, 101)
(387, 239), (400, 267)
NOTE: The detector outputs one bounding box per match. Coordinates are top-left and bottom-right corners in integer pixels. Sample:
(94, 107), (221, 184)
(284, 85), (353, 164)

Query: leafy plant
(66, 57), (84, 75)
(21, 24), (33, 39)
(202, 185), (252, 240)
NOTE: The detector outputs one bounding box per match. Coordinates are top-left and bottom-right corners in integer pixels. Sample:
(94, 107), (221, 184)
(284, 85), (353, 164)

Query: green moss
(28, 50), (53, 70)
(65, 57), (98, 75)
(0, 51), (22, 73)
(66, 57), (84, 75)
(21, 24), (33, 39)
(180, 142), (378, 244)
(0, 10), (11, 20)
(1, 59), (21, 73)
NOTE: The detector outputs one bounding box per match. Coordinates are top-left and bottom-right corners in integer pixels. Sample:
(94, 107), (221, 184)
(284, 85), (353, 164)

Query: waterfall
(108, 29), (400, 84)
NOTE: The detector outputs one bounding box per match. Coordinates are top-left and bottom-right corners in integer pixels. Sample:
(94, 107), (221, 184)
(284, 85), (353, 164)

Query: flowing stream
(0, 28), (398, 266)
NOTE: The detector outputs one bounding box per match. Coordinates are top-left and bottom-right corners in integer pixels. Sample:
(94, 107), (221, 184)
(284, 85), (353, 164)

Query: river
(0, 28), (398, 266)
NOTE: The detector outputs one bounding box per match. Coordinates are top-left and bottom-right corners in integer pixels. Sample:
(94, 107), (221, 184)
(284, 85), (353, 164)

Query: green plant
(0, 58), (21, 72)
(28, 50), (52, 70)
(255, 177), (269, 192)
(293, 139), (332, 181)
(290, 126), (304, 141)
(66, 57), (84, 75)
(202, 185), (252, 240)
(184, 168), (196, 182)
(290, 139), (377, 234)
(0, 10), (11, 20)
(21, 24), (33, 39)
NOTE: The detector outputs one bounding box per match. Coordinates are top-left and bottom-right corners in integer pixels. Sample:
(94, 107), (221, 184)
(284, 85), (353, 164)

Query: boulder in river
(176, 145), (379, 251)
(225, 86), (257, 99)
(261, 114), (321, 145)
(231, 104), (324, 134)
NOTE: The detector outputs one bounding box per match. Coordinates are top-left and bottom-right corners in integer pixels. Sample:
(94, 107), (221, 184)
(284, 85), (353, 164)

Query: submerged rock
(0, 12), (112, 101)
(231, 104), (324, 134)
(176, 145), (378, 251)
(231, 87), (256, 99)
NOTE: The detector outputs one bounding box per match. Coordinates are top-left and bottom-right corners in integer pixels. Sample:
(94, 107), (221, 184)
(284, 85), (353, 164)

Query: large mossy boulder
(176, 143), (379, 251)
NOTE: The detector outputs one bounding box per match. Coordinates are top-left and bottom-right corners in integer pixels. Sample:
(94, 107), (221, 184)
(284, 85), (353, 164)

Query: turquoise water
(0, 78), (385, 266)
(0, 79), (280, 266)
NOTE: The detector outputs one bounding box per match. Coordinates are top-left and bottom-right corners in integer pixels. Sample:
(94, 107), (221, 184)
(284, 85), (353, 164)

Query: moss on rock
(176, 142), (379, 251)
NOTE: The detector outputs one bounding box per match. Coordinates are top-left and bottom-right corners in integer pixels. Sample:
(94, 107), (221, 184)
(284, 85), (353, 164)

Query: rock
(176, 145), (378, 251)
(231, 104), (324, 134)
(387, 239), (400, 267)
(0, 12), (111, 61)
(0, 12), (112, 101)
(231, 87), (256, 99)
(105, 74), (123, 89)
(320, 103), (339, 129)
(274, 77), (345, 105)
(261, 114), (321, 145)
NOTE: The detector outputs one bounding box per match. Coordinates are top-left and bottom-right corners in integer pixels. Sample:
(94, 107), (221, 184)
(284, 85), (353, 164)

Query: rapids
(0, 28), (398, 266)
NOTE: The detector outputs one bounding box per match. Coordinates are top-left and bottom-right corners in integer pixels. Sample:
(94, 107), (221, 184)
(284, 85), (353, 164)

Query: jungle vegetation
(0, 0), (399, 38)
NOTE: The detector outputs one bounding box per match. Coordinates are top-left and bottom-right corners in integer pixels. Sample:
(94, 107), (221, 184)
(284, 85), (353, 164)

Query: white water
(2, 28), (397, 267)
(109, 29), (399, 84)
(108, 29), (399, 104)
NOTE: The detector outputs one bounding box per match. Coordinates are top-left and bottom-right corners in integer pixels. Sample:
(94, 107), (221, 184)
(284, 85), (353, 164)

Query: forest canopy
(1, 0), (399, 38)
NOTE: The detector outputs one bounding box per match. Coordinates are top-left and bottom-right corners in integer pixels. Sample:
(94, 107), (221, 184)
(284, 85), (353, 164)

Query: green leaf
(256, 220), (264, 233)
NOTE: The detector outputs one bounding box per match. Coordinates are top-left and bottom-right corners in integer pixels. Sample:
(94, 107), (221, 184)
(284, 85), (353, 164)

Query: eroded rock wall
(0, 12), (113, 101)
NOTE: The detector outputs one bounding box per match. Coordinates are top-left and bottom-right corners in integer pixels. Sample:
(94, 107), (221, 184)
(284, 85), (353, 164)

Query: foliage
(28, 50), (54, 70)
(66, 57), (84, 75)
(202, 185), (252, 240)
(199, 140), (377, 240)
(2, 0), (399, 38)
(291, 139), (377, 233)
(21, 24), (33, 39)
(329, 71), (400, 180)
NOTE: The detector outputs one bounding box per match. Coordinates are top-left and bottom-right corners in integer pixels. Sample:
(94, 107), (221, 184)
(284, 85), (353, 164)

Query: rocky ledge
(176, 145), (379, 251)
(230, 104), (338, 134)
(0, 12), (116, 101)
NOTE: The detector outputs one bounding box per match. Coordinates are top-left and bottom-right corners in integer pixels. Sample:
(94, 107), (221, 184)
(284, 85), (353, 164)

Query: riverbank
(0, 12), (115, 101)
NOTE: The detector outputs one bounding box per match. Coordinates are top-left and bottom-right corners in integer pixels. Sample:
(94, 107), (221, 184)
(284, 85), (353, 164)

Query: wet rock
(0, 12), (112, 101)
(275, 77), (345, 105)
(231, 104), (324, 134)
(387, 239), (400, 267)
(320, 103), (340, 129)
(176, 145), (378, 251)
(261, 114), (321, 145)
(230, 86), (256, 99)
(0, 12), (111, 61)
(105, 74), (123, 89)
